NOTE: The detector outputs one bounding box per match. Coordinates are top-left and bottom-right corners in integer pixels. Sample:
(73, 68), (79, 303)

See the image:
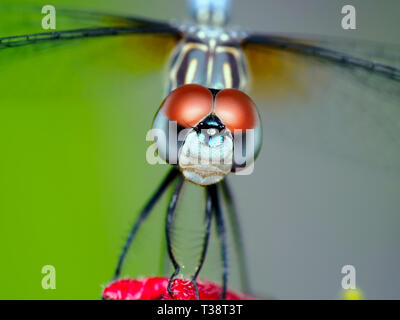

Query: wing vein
(0, 26), (180, 49)
(244, 35), (400, 81)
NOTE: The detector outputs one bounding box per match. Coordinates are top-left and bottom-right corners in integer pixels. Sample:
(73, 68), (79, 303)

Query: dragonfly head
(188, 0), (231, 26)
(152, 84), (262, 186)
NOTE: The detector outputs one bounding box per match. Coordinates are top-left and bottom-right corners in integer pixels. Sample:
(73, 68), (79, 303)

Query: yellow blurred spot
(244, 44), (307, 101)
(243, 43), (329, 109)
(340, 288), (364, 300)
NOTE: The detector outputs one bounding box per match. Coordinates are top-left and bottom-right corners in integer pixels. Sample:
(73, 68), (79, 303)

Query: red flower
(103, 277), (252, 300)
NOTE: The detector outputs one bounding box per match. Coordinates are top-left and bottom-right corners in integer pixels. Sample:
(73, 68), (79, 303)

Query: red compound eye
(214, 89), (259, 132)
(161, 84), (213, 128)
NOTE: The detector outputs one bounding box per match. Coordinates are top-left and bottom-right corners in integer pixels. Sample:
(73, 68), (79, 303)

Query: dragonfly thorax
(167, 26), (247, 93)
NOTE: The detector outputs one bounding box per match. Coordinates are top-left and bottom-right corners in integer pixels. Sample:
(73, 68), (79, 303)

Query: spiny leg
(190, 187), (214, 300)
(166, 175), (185, 297)
(220, 179), (250, 293)
(113, 167), (179, 280)
(210, 184), (228, 300)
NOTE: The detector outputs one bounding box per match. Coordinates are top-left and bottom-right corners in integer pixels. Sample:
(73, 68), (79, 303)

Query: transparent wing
(0, 2), (181, 53)
(244, 34), (400, 81)
(292, 35), (400, 69)
(243, 38), (400, 172)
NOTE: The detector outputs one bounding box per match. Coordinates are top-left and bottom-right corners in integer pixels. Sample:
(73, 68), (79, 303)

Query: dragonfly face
(152, 84), (262, 186)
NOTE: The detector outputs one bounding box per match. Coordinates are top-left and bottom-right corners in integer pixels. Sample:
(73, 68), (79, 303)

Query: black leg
(113, 167), (180, 280)
(166, 175), (185, 297)
(210, 184), (228, 300)
(220, 179), (250, 293)
(190, 187), (214, 299)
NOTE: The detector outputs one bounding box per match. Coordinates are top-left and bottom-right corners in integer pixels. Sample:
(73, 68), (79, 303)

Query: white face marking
(178, 130), (233, 186)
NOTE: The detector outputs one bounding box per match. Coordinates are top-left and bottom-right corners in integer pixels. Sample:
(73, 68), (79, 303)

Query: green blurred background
(0, 0), (399, 299)
(0, 0), (181, 299)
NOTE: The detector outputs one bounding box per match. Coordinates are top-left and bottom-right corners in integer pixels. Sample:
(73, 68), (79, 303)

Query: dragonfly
(1, 0), (399, 299)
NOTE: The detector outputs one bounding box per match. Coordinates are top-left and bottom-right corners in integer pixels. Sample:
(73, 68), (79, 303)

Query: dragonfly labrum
(1, 0), (400, 300)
